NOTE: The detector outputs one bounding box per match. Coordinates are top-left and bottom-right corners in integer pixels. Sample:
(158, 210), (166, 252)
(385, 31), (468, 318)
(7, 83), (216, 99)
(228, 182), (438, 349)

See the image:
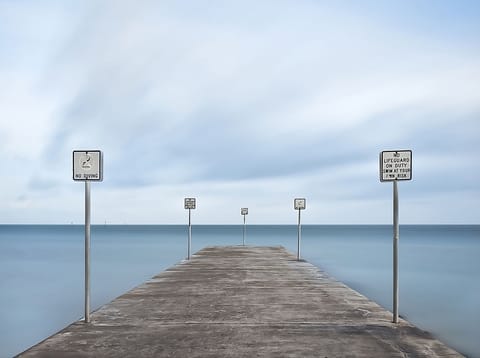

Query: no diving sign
(380, 150), (412, 181)
(73, 150), (103, 181)
(294, 198), (306, 210)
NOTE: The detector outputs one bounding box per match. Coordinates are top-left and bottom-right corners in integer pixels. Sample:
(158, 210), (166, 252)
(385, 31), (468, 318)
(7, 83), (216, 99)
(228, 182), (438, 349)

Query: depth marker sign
(73, 150), (103, 181)
(294, 198), (306, 210)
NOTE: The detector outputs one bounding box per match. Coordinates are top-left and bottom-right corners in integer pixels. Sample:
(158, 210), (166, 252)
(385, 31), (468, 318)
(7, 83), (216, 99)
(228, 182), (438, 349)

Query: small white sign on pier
(380, 150), (412, 181)
(184, 198), (196, 210)
(241, 208), (248, 215)
(294, 198), (306, 210)
(73, 150), (103, 181)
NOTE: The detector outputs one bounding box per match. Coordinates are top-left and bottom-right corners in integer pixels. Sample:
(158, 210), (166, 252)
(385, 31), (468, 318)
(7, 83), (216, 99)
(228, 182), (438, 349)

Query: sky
(1, 0), (479, 224)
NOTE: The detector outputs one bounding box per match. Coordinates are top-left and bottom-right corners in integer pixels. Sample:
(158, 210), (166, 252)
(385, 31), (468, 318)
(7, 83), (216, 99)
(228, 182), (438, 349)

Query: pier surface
(19, 246), (462, 357)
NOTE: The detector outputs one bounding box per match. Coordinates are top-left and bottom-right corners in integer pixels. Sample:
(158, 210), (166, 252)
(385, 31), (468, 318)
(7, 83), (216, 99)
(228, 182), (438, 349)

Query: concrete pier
(18, 246), (463, 357)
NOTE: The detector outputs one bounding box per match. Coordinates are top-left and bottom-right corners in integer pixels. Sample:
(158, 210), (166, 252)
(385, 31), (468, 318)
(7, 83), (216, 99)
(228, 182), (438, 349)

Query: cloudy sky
(1, 0), (479, 224)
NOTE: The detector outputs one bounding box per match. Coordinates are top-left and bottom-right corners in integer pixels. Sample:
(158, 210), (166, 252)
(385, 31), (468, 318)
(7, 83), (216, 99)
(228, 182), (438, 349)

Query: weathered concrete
(18, 246), (463, 357)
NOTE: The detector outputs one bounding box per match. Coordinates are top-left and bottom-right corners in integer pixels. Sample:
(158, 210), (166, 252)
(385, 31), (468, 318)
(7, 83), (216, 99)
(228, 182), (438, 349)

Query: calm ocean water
(0, 225), (478, 357)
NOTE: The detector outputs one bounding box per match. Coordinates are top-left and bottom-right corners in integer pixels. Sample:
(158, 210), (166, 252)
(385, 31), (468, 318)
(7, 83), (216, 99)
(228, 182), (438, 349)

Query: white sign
(241, 208), (248, 215)
(294, 198), (306, 210)
(73, 150), (103, 181)
(184, 198), (196, 209)
(380, 150), (412, 181)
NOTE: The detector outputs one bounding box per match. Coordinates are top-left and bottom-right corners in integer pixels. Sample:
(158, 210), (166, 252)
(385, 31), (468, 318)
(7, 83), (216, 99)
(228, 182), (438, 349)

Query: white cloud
(1, 0), (479, 224)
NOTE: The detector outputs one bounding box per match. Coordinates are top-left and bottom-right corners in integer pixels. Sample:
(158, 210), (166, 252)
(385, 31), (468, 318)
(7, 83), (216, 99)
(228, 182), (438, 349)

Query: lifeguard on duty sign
(73, 150), (103, 181)
(380, 150), (412, 181)
(184, 198), (196, 209)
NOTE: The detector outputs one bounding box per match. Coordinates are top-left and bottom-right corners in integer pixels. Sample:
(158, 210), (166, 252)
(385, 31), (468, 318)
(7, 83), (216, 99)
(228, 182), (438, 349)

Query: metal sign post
(380, 150), (412, 323)
(184, 198), (196, 260)
(294, 198), (306, 261)
(393, 179), (399, 323)
(84, 180), (90, 323)
(241, 208), (248, 246)
(73, 150), (103, 323)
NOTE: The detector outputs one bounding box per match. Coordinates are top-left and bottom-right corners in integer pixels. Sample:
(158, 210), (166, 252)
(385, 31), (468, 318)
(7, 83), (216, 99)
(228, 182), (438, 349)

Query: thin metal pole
(84, 181), (91, 323)
(243, 215), (246, 246)
(393, 180), (399, 323)
(297, 209), (301, 261)
(188, 208), (192, 260)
